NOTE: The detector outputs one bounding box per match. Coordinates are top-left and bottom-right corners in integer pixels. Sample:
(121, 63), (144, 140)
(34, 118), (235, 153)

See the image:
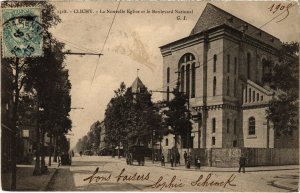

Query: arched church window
(178, 53), (196, 97)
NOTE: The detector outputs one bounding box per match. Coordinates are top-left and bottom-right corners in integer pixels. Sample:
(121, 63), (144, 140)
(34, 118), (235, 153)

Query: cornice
(193, 103), (240, 111)
(160, 24), (281, 58)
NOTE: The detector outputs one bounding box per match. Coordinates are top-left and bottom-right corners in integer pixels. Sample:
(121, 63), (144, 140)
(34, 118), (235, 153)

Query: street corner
(271, 174), (299, 192)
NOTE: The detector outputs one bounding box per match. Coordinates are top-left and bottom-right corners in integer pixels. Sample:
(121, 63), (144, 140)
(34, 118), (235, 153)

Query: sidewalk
(143, 159), (299, 172)
(16, 159), (59, 191)
(116, 157), (299, 172)
(272, 177), (299, 192)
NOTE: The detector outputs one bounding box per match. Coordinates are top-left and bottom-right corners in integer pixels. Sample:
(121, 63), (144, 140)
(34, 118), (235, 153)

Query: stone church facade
(160, 3), (298, 150)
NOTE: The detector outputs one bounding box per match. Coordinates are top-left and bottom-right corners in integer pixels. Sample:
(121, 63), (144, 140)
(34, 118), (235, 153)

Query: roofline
(159, 24), (218, 49)
(160, 24), (281, 51)
(205, 3), (280, 41)
(160, 3), (281, 50)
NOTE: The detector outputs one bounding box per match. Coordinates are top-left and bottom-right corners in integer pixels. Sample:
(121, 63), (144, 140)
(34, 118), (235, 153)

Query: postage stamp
(2, 7), (43, 58)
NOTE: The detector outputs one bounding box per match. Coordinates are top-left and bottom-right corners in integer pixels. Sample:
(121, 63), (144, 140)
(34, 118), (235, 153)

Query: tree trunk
(174, 134), (177, 167)
(40, 130), (46, 173)
(48, 135), (52, 166)
(11, 58), (20, 190)
(118, 141), (121, 158)
(33, 124), (41, 175)
(53, 135), (57, 162)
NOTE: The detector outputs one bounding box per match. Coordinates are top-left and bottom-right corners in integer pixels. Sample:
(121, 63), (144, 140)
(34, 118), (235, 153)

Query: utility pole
(11, 57), (20, 190)
(151, 89), (190, 167)
(152, 63), (201, 166)
(202, 33), (209, 149)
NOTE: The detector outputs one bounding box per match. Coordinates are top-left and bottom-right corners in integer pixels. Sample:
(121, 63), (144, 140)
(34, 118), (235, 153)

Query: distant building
(90, 121), (101, 155)
(98, 121), (107, 150)
(160, 3), (298, 150)
(131, 76), (146, 94)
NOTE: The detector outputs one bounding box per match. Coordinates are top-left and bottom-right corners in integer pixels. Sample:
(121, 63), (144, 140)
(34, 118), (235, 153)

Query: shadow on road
(71, 169), (112, 175)
(74, 181), (149, 191)
(46, 168), (76, 191)
(71, 161), (116, 167)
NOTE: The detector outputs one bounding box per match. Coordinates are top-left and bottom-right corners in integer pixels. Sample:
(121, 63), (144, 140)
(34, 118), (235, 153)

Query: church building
(160, 3), (298, 149)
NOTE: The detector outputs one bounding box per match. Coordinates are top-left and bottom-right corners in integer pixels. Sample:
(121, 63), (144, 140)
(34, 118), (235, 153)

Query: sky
(49, 1), (300, 148)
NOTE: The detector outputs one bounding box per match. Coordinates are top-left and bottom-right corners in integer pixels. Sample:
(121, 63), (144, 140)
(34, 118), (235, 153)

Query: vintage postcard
(1, 0), (299, 192)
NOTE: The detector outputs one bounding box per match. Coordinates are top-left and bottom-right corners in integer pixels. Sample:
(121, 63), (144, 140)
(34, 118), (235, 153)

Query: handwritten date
(268, 3), (294, 23)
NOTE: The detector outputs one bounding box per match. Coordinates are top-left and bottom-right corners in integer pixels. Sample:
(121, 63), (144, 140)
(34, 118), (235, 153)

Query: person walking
(170, 155), (174, 167)
(161, 154), (165, 166)
(186, 154), (191, 169)
(177, 152), (181, 165)
(195, 156), (201, 169)
(184, 151), (187, 165)
(238, 155), (246, 173)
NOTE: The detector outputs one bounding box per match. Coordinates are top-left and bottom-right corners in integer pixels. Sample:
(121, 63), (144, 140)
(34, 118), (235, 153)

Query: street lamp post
(152, 129), (156, 163)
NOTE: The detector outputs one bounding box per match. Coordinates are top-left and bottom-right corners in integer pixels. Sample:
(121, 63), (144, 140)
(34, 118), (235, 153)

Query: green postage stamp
(2, 7), (43, 58)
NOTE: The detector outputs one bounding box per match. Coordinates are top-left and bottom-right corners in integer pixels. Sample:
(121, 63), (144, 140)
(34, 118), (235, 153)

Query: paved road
(47, 156), (299, 191)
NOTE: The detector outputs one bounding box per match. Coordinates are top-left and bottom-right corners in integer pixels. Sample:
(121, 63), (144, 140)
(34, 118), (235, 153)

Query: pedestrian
(79, 151), (82, 156)
(170, 155), (174, 167)
(161, 154), (165, 166)
(238, 155), (246, 173)
(186, 154), (191, 169)
(58, 154), (61, 167)
(129, 153), (133, 165)
(177, 152), (180, 165)
(112, 150), (115, 158)
(184, 151), (187, 165)
(195, 156), (201, 169)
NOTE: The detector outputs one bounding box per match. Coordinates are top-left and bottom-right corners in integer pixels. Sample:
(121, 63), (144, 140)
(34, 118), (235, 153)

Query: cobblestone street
(45, 155), (299, 191)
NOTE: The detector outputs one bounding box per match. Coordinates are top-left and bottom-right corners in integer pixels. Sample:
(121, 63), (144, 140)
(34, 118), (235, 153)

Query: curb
(272, 180), (299, 192)
(120, 158), (299, 173)
(43, 168), (58, 191)
(150, 163), (299, 173)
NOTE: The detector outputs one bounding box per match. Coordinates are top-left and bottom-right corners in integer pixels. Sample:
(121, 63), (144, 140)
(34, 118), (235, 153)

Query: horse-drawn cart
(126, 145), (145, 166)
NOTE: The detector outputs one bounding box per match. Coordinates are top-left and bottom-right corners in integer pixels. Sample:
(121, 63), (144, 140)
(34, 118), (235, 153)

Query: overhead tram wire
(54, 35), (99, 54)
(77, 1), (121, 112)
(151, 4), (297, 93)
(90, 0), (121, 85)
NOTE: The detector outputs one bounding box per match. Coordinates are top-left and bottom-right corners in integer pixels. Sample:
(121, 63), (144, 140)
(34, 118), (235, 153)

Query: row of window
(166, 52), (266, 100)
(164, 117), (256, 147)
(167, 52), (269, 85)
(166, 136), (247, 147)
(244, 87), (264, 103)
(164, 137), (194, 148)
(212, 117), (255, 135)
(212, 137), (237, 147)
(211, 118), (237, 134)
(211, 117), (256, 147)
(213, 54), (238, 75)
(213, 76), (237, 97)
(168, 74), (238, 99)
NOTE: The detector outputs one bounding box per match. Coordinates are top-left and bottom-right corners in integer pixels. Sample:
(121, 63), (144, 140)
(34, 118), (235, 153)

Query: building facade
(1, 61), (14, 190)
(160, 3), (298, 150)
